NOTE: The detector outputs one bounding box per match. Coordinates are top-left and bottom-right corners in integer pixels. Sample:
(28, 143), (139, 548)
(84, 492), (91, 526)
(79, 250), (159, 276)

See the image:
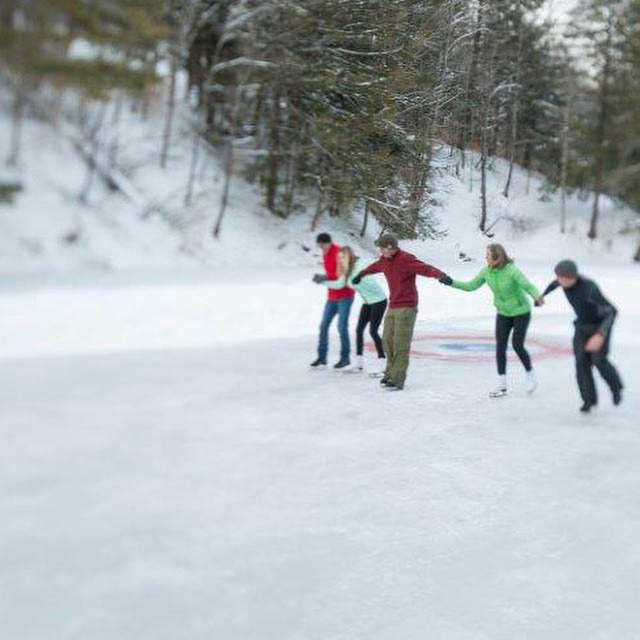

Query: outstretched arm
(450, 270), (486, 292)
(358, 258), (383, 278)
(542, 280), (560, 296)
(407, 256), (445, 279)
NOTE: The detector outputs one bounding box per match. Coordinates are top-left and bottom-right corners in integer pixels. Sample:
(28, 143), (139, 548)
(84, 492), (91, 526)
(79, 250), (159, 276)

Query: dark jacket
(543, 276), (617, 337)
(358, 249), (443, 308)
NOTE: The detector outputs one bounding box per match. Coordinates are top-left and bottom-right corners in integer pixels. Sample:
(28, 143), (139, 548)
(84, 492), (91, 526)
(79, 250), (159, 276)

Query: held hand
(351, 274), (362, 285)
(534, 296), (545, 307)
(439, 274), (453, 286)
(584, 332), (605, 353)
(312, 273), (327, 284)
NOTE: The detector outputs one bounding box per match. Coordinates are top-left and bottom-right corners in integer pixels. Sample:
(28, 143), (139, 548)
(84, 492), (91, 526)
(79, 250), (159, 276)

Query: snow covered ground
(2, 93), (640, 638)
(1, 260), (639, 639)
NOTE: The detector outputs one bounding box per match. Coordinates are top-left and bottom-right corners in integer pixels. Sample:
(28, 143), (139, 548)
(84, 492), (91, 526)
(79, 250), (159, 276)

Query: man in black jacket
(540, 260), (624, 413)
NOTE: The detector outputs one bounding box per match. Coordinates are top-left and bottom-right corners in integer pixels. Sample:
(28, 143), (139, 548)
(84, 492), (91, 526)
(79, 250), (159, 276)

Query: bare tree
(213, 82), (242, 238)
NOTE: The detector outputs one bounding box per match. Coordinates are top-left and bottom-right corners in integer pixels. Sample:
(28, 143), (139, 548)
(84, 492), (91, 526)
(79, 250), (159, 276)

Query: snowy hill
(3, 108), (640, 639)
(1, 104), (639, 279)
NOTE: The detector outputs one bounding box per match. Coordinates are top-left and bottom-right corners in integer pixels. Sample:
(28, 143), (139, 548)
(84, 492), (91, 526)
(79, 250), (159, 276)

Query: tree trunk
(6, 83), (23, 167)
(283, 137), (300, 219)
(588, 13), (614, 240)
(266, 87), (281, 215)
(459, 0), (484, 153)
(78, 103), (108, 204)
(503, 1), (523, 198)
(360, 199), (370, 237)
(1, 0), (14, 29)
(205, 89), (216, 129)
(108, 90), (124, 171)
(160, 56), (177, 169)
(588, 192), (600, 240)
(184, 125), (201, 208)
(213, 84), (240, 238)
(559, 104), (569, 233)
(310, 189), (325, 231)
(479, 125), (488, 232)
(502, 107), (517, 198)
(253, 85), (264, 134)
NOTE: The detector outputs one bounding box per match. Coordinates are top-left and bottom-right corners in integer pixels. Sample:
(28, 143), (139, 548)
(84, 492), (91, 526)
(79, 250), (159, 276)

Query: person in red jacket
(353, 234), (449, 390)
(310, 233), (355, 369)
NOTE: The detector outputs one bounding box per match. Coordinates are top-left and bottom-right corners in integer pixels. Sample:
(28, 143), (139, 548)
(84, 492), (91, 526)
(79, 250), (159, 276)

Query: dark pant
(573, 323), (623, 405)
(318, 297), (354, 360)
(355, 299), (387, 357)
(495, 312), (532, 375)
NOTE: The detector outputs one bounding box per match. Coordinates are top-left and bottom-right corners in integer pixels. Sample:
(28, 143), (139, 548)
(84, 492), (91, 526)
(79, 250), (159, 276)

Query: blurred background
(1, 2), (639, 639)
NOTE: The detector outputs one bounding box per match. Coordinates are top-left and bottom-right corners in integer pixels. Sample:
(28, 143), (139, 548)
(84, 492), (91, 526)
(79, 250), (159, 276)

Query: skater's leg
(355, 304), (371, 357)
(389, 307), (417, 389)
(511, 312), (533, 371)
(337, 297), (354, 361)
(590, 330), (624, 396)
(368, 299), (387, 358)
(574, 329), (597, 406)
(382, 310), (396, 379)
(491, 314), (513, 395)
(317, 301), (338, 359)
(495, 314), (513, 375)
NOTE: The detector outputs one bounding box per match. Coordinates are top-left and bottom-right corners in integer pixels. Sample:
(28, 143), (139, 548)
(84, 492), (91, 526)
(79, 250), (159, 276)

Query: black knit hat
(554, 259), (578, 278)
(375, 233), (398, 249)
(316, 232), (332, 244)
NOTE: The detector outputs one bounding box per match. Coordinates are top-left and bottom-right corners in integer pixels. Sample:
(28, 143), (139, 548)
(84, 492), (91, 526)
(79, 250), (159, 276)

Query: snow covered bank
(2, 103), (639, 277)
(1, 259), (638, 361)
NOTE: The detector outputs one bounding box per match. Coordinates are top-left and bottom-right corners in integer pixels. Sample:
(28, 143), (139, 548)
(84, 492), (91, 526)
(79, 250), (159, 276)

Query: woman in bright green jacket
(440, 243), (544, 397)
(314, 246), (387, 373)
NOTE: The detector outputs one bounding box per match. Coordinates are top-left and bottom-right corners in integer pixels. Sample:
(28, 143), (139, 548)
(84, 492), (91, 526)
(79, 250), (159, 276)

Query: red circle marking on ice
(365, 334), (572, 362)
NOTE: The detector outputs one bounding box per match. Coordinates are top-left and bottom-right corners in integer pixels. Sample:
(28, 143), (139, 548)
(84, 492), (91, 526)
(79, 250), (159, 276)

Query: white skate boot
(489, 375), (507, 398)
(525, 370), (538, 394)
(368, 358), (386, 378)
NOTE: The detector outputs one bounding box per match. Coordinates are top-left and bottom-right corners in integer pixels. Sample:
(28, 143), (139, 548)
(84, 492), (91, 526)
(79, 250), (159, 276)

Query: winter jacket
(543, 276), (616, 337)
(358, 249), (444, 308)
(323, 244), (354, 301)
(323, 257), (386, 305)
(451, 262), (540, 317)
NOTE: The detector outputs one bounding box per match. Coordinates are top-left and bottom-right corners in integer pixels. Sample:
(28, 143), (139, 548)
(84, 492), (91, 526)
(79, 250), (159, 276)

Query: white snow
(1, 258), (639, 639)
(1, 90), (640, 639)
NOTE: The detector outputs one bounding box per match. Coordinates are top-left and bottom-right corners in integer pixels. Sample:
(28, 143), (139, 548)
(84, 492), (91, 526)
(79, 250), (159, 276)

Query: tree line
(1, 0), (639, 258)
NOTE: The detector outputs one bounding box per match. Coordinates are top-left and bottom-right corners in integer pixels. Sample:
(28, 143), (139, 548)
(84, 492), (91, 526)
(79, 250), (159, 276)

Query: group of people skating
(310, 232), (624, 413)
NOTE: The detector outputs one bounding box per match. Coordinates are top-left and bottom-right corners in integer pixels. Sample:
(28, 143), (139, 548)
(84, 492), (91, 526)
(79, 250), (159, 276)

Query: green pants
(382, 307), (418, 388)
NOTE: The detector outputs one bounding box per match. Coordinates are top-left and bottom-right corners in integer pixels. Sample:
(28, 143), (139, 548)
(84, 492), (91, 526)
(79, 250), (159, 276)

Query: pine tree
(566, 0), (626, 240)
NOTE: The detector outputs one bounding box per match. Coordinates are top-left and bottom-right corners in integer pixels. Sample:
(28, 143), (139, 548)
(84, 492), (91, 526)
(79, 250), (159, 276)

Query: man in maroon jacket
(353, 234), (449, 390)
(310, 233), (355, 369)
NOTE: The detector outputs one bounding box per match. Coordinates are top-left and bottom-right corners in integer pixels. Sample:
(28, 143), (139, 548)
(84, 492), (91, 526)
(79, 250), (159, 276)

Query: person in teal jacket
(440, 243), (544, 397)
(314, 246), (387, 373)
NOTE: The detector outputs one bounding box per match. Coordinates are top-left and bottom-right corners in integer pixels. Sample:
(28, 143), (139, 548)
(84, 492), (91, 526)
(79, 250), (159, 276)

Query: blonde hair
(487, 243), (513, 268)
(338, 246), (357, 281)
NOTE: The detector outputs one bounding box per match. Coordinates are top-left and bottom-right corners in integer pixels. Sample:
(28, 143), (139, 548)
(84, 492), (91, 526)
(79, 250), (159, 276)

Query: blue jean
(318, 297), (354, 360)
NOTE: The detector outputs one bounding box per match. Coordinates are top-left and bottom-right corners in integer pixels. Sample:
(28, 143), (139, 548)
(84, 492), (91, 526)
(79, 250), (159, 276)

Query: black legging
(573, 324), (623, 405)
(356, 299), (387, 357)
(495, 312), (532, 375)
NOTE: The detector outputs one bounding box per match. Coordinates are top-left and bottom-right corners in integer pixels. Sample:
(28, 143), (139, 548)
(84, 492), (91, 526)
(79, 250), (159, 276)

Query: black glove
(439, 274), (453, 286)
(312, 273), (327, 284)
(351, 274), (362, 285)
